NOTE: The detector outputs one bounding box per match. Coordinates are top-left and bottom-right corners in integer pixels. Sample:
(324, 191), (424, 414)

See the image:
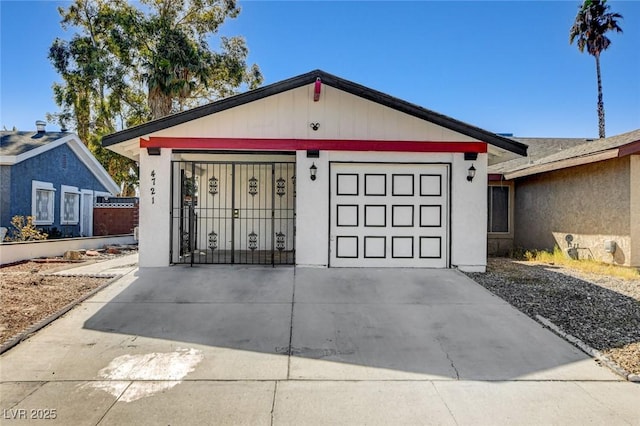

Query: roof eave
(504, 138), (640, 180)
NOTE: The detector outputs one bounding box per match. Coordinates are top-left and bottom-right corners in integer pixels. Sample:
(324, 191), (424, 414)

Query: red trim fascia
(488, 173), (506, 181)
(617, 139), (640, 158)
(142, 137), (488, 153)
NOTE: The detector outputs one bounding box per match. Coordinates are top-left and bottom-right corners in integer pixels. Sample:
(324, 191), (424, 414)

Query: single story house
(103, 70), (527, 272)
(488, 129), (640, 267)
(1, 121), (120, 239)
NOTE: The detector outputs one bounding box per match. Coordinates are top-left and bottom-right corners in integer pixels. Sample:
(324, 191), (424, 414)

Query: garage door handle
(233, 209), (239, 219)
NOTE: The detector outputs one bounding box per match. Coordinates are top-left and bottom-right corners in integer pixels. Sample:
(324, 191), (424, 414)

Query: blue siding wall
(6, 143), (110, 237)
(0, 165), (11, 228)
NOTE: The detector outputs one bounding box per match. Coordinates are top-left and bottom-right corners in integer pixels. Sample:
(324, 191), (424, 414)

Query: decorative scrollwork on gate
(248, 231), (258, 250)
(208, 231), (218, 250)
(248, 176), (258, 196)
(276, 177), (286, 197)
(276, 232), (286, 251)
(181, 232), (190, 253)
(208, 176), (218, 195)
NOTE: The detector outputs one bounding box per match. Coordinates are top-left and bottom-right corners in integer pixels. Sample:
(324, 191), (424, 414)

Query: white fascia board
(0, 155), (18, 165)
(64, 135), (120, 195)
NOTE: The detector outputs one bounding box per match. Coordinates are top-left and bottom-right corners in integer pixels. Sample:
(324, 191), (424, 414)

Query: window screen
(488, 186), (509, 233)
(35, 189), (54, 223)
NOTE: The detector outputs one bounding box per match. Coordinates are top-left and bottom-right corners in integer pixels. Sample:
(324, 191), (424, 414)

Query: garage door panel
(336, 236), (359, 258)
(420, 236), (442, 259)
(330, 163), (449, 268)
(392, 236), (414, 258)
(364, 236), (386, 258)
(364, 205), (386, 227)
(419, 205), (442, 227)
(364, 174), (386, 196)
(420, 174), (442, 196)
(391, 205), (414, 227)
(336, 174), (359, 195)
(392, 174), (415, 196)
(336, 204), (359, 227)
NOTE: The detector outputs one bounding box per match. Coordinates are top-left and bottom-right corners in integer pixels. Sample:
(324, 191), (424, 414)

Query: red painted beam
(617, 139), (640, 158)
(142, 137), (488, 153)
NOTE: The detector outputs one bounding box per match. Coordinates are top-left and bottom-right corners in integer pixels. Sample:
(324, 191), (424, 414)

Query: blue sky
(1, 0), (638, 138)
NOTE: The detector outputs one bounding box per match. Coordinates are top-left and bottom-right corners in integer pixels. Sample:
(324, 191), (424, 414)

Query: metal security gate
(171, 161), (296, 265)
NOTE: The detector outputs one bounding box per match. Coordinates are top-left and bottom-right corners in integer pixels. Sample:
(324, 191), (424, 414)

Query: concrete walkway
(51, 253), (139, 277)
(1, 265), (638, 425)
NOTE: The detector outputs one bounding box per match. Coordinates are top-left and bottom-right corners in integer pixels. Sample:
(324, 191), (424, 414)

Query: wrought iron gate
(171, 161), (296, 265)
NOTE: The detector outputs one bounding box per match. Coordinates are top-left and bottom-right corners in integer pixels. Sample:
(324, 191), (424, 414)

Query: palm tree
(570, 0), (622, 138)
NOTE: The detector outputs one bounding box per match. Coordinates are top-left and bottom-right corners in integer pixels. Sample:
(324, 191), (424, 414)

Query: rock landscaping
(466, 258), (640, 378)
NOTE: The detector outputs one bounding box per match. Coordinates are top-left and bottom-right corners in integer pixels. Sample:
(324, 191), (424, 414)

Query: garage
(330, 162), (449, 267)
(102, 69), (527, 272)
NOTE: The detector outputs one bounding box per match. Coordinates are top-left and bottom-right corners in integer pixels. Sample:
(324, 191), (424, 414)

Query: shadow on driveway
(83, 266), (613, 380)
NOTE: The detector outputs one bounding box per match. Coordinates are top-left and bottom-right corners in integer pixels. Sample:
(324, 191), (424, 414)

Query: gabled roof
(0, 130), (120, 194)
(103, 69), (527, 156)
(490, 129), (640, 179)
(489, 137), (590, 175)
(0, 131), (71, 156)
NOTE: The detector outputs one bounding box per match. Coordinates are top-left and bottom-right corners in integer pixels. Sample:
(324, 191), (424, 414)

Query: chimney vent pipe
(35, 120), (46, 133)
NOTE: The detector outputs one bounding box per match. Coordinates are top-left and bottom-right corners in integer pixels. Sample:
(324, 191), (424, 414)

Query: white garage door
(330, 163), (449, 267)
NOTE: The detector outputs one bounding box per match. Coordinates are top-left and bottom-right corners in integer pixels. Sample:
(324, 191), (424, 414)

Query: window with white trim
(32, 181), (56, 225)
(61, 185), (80, 225)
(487, 185), (510, 233)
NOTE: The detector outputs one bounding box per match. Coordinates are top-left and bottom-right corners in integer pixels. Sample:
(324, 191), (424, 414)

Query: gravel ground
(466, 258), (640, 376)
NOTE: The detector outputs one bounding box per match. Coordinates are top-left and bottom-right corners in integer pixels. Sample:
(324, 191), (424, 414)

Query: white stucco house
(103, 70), (527, 272)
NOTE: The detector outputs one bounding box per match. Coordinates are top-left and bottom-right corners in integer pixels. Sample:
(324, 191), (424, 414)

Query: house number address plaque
(150, 170), (156, 204)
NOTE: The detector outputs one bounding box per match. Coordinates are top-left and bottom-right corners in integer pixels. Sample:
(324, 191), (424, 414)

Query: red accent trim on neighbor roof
(142, 137), (488, 153)
(488, 174), (505, 181)
(617, 139), (640, 158)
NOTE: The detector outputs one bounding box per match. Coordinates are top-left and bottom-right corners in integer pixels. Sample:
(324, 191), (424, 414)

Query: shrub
(6, 216), (48, 241)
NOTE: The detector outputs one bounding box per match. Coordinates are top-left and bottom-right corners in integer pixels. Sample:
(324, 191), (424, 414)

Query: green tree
(49, 0), (262, 192)
(49, 0), (144, 195)
(570, 0), (622, 138)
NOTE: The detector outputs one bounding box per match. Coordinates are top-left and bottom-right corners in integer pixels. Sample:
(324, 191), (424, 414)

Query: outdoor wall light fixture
(310, 163), (318, 181)
(467, 164), (476, 182)
(147, 147), (161, 156)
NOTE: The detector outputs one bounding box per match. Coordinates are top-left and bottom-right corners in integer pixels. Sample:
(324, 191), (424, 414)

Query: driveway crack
(270, 381), (278, 426)
(436, 337), (459, 380)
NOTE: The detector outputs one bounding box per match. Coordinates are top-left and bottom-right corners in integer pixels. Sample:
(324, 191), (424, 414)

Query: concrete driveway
(1, 266), (638, 425)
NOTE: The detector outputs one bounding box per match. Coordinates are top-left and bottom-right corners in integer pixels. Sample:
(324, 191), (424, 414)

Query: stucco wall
(5, 144), (109, 235)
(514, 156), (632, 265)
(295, 151), (487, 272)
(630, 155), (640, 267)
(140, 149), (488, 271)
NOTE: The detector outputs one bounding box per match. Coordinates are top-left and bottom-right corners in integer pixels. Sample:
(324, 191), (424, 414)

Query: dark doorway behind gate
(171, 161), (296, 265)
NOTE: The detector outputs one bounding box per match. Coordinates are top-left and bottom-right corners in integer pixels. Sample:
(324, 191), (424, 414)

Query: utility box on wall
(93, 197), (139, 235)
(604, 240), (617, 254)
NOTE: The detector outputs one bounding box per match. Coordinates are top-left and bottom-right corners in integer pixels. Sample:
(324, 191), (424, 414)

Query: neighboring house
(0, 121), (120, 238)
(488, 129), (640, 267)
(103, 69), (527, 272)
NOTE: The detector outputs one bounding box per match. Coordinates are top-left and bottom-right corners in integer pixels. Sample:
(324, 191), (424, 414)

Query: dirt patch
(0, 274), (110, 345)
(466, 258), (640, 376)
(0, 248), (137, 347)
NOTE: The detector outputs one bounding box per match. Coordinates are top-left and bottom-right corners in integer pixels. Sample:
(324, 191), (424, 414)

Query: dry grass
(521, 246), (640, 280)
